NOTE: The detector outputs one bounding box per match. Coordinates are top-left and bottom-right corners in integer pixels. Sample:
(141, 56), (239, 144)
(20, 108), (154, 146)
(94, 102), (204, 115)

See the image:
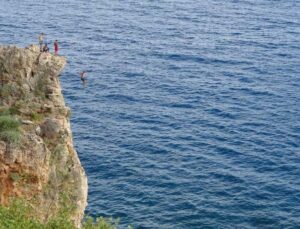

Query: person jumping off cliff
(38, 33), (45, 52)
(54, 40), (59, 55)
(80, 71), (87, 85)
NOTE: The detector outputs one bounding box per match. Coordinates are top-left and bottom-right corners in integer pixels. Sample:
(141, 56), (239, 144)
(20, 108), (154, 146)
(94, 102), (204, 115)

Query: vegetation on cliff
(0, 114), (21, 145)
(0, 199), (118, 229)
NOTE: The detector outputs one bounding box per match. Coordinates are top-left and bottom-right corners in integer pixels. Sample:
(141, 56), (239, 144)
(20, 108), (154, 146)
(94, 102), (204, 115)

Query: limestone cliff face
(0, 45), (87, 226)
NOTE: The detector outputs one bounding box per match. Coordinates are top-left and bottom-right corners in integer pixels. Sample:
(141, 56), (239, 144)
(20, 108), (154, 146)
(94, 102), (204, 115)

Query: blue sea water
(1, 0), (300, 228)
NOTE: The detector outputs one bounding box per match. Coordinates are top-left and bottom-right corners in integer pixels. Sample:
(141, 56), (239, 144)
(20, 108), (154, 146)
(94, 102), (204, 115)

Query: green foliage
(34, 78), (46, 99)
(49, 144), (65, 165)
(0, 199), (121, 229)
(30, 112), (43, 122)
(0, 84), (15, 97)
(10, 172), (36, 184)
(0, 115), (21, 144)
(0, 102), (23, 117)
(82, 217), (118, 229)
(8, 106), (21, 115)
(10, 173), (21, 182)
(0, 199), (41, 229)
(0, 130), (21, 144)
(0, 115), (20, 130)
(0, 107), (11, 116)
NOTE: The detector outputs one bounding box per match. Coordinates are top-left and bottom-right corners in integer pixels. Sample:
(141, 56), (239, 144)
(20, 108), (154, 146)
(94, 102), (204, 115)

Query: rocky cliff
(0, 45), (87, 227)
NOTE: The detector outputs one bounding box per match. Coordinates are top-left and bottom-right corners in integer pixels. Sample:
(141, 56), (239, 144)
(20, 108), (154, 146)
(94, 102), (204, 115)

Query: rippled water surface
(1, 0), (300, 228)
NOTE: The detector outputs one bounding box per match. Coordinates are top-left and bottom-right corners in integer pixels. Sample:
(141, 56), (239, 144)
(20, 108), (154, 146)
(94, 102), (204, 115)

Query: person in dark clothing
(42, 44), (49, 52)
(80, 71), (87, 85)
(54, 40), (59, 54)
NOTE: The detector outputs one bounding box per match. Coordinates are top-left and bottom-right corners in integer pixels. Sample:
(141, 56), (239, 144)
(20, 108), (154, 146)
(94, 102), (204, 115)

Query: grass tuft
(30, 112), (44, 122)
(0, 115), (21, 144)
(0, 115), (20, 130)
(0, 130), (21, 144)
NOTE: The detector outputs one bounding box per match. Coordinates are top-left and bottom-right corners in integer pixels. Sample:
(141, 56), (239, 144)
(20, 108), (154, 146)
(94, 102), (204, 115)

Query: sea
(0, 0), (300, 228)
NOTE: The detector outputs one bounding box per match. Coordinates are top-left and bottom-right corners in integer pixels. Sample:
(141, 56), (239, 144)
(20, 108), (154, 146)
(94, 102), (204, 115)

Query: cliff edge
(0, 45), (87, 227)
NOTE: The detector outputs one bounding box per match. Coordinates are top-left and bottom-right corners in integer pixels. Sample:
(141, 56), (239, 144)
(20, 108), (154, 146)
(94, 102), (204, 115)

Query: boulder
(40, 118), (61, 139)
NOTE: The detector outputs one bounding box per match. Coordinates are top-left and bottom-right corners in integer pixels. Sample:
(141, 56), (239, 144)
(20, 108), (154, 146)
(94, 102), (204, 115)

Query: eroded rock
(40, 118), (61, 139)
(0, 45), (87, 227)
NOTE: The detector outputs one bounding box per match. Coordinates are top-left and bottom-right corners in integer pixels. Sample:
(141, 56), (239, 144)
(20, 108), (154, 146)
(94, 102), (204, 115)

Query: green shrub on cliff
(83, 217), (119, 229)
(0, 199), (120, 229)
(0, 115), (21, 144)
(0, 84), (15, 98)
(30, 112), (44, 122)
(34, 77), (46, 99)
(0, 130), (21, 144)
(0, 199), (41, 229)
(0, 115), (20, 130)
(0, 106), (21, 116)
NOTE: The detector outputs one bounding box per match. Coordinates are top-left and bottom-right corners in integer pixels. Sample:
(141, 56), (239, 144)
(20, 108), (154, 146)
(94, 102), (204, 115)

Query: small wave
(104, 94), (138, 103)
(206, 108), (236, 119)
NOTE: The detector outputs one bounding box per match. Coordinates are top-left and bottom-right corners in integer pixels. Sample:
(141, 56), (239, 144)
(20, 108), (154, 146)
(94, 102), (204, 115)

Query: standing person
(54, 40), (59, 55)
(38, 33), (45, 51)
(80, 71), (87, 85)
